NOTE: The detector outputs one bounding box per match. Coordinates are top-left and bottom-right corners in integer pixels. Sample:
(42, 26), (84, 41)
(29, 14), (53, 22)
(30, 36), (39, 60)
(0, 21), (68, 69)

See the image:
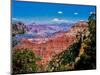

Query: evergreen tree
(12, 49), (38, 74)
(75, 13), (96, 70)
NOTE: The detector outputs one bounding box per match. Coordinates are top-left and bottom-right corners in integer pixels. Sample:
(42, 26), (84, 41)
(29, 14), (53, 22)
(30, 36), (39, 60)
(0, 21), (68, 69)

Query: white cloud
(12, 17), (23, 21)
(52, 18), (59, 22)
(12, 18), (18, 21)
(52, 18), (68, 23)
(80, 20), (84, 21)
(58, 11), (63, 14)
(90, 11), (95, 14)
(74, 12), (78, 15)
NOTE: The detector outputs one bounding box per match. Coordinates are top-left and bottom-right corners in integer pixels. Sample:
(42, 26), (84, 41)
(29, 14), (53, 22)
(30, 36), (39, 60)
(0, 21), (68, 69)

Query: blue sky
(12, 0), (96, 24)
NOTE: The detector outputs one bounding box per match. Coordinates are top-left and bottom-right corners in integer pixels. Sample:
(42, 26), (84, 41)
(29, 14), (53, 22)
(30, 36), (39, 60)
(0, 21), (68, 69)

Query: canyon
(13, 21), (88, 65)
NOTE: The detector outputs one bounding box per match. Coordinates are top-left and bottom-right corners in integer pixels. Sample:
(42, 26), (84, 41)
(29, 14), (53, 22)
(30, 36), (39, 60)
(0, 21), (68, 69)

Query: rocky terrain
(12, 13), (96, 74)
(13, 21), (88, 66)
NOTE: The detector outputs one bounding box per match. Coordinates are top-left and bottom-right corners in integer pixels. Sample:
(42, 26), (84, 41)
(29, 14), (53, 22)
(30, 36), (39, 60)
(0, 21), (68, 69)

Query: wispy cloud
(90, 11), (95, 14)
(12, 18), (18, 21)
(58, 11), (63, 14)
(74, 12), (78, 15)
(80, 20), (84, 21)
(52, 18), (68, 23)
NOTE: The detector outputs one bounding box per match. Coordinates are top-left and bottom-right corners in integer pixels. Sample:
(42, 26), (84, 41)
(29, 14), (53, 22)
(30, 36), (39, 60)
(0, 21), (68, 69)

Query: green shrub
(12, 49), (38, 74)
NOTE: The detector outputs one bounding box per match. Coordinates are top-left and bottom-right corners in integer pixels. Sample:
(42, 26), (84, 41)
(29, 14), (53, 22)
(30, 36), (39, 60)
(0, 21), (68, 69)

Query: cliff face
(12, 22), (26, 36)
(14, 21), (88, 65)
